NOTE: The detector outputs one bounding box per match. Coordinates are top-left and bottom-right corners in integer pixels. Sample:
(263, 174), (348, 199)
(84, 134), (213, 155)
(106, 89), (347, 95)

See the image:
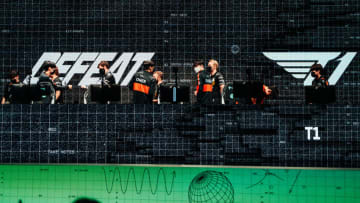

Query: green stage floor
(0, 164), (359, 203)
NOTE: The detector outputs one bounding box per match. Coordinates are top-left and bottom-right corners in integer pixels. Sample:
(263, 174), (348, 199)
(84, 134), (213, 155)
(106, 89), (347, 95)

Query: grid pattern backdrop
(0, 104), (359, 168)
(1, 0), (360, 104)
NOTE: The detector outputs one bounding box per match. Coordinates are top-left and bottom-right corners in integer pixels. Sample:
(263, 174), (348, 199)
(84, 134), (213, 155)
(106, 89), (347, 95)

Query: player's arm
(1, 84), (9, 104)
(55, 90), (61, 100)
(194, 73), (200, 96)
(218, 73), (225, 95)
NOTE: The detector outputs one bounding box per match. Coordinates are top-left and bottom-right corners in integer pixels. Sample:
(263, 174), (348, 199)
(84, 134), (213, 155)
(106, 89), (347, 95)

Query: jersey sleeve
(53, 78), (68, 91)
(217, 72), (225, 85)
(105, 73), (116, 85)
(149, 78), (157, 98)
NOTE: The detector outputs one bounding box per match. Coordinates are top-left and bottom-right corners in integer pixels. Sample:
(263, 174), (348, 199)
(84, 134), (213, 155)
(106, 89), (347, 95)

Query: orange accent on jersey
(133, 82), (150, 94)
(251, 97), (257, 104)
(321, 77), (329, 86)
(202, 84), (213, 92)
(196, 73), (200, 94)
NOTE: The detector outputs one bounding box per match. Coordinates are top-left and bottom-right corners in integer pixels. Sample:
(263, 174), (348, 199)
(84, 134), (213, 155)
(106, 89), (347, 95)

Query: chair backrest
(8, 84), (31, 104)
(36, 82), (55, 104)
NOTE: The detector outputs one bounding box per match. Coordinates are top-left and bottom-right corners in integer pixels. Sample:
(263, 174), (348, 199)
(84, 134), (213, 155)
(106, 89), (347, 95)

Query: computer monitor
(305, 86), (336, 104)
(233, 81), (264, 98)
(8, 84), (31, 104)
(89, 85), (121, 104)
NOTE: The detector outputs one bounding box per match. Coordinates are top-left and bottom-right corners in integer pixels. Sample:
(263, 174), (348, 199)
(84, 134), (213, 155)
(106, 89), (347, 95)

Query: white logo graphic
(263, 52), (357, 86)
(305, 127), (320, 141)
(26, 52), (155, 86)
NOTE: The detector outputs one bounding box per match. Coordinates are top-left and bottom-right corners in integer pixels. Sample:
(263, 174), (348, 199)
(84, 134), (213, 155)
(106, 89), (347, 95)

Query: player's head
(40, 61), (57, 76)
(193, 60), (204, 73)
(9, 70), (19, 82)
(310, 64), (323, 78)
(98, 61), (110, 75)
(153, 71), (163, 81)
(208, 59), (219, 72)
(143, 60), (155, 73)
(98, 61), (110, 70)
(50, 67), (60, 79)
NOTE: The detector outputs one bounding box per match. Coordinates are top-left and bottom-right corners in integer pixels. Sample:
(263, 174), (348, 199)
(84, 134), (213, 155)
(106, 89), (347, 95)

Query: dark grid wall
(1, 0), (360, 104)
(0, 104), (359, 168)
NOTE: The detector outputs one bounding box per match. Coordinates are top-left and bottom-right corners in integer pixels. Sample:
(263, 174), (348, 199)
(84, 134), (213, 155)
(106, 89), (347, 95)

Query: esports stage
(1, 0), (360, 203)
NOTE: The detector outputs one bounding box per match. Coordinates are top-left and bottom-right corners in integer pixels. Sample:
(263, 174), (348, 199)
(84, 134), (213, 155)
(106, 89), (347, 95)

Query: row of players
(1, 59), (329, 104)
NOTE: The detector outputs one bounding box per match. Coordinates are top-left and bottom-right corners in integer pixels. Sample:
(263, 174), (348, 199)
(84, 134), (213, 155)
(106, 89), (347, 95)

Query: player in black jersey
(208, 59), (225, 104)
(97, 61), (115, 87)
(129, 60), (156, 104)
(1, 70), (22, 104)
(152, 71), (165, 104)
(310, 64), (328, 89)
(193, 60), (213, 104)
(50, 67), (72, 104)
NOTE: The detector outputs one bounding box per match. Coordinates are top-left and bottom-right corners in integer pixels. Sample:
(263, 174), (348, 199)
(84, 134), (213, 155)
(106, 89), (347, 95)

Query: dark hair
(54, 67), (59, 76)
(9, 70), (19, 79)
(310, 64), (323, 71)
(143, 60), (155, 70)
(41, 61), (57, 71)
(98, 61), (110, 69)
(193, 60), (204, 68)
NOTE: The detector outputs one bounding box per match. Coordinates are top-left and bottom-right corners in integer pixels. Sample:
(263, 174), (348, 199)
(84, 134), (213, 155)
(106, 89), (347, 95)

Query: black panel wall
(1, 0), (360, 104)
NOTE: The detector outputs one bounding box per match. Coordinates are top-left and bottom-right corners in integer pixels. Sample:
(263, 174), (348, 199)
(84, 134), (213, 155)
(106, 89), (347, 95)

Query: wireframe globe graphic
(188, 170), (234, 203)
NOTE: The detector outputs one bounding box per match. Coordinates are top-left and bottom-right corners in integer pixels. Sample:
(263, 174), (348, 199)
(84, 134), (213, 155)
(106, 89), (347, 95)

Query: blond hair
(209, 59), (219, 70)
(154, 71), (163, 79)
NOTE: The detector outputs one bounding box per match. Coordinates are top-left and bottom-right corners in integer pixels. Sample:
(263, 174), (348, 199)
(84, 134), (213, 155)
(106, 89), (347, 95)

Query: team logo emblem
(263, 52), (357, 86)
